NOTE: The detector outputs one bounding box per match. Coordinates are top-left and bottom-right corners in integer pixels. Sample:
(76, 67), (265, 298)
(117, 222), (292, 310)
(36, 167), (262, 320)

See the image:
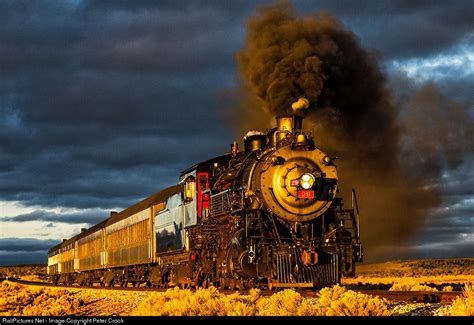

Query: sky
(0, 0), (473, 265)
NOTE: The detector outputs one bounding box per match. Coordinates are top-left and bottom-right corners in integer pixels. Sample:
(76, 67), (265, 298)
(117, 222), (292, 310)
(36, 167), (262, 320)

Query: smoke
(236, 1), (399, 170)
(232, 1), (474, 262)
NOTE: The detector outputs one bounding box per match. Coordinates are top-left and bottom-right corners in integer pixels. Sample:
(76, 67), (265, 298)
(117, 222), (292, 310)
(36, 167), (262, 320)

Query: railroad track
(2, 277), (462, 304)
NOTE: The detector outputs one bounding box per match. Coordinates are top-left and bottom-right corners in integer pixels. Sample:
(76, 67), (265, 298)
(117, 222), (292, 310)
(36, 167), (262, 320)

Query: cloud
(390, 34), (474, 83)
(1, 209), (106, 225)
(1, 0), (473, 211)
(0, 0), (241, 210)
(0, 238), (60, 253)
(0, 251), (48, 266)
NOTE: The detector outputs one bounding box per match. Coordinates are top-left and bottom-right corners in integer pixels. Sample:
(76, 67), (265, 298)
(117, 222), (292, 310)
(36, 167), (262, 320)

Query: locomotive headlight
(300, 173), (315, 189)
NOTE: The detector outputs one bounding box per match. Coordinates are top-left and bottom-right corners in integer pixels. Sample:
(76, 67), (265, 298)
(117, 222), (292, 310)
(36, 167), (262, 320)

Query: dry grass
(343, 258), (474, 287)
(0, 281), (84, 316)
(354, 259), (474, 277)
(132, 285), (392, 316)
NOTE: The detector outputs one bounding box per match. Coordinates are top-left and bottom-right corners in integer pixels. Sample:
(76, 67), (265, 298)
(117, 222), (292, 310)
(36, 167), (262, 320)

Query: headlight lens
(300, 173), (315, 189)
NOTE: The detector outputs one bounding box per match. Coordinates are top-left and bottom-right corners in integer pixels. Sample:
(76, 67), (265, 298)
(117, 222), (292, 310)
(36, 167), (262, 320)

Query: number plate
(298, 190), (314, 199)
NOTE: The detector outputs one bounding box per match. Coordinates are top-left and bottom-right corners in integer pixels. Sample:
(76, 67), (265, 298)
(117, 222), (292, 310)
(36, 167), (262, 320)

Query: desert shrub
(256, 289), (307, 316)
(389, 282), (438, 292)
(449, 284), (474, 316)
(133, 286), (257, 316)
(0, 281), (83, 316)
(133, 285), (391, 316)
(312, 285), (392, 316)
(442, 286), (454, 292)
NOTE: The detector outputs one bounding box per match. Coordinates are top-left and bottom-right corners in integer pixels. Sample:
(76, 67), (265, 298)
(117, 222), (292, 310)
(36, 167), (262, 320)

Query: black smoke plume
(232, 1), (474, 262)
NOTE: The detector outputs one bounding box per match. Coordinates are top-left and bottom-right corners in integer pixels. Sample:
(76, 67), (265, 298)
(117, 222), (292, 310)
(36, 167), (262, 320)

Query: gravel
(390, 302), (452, 316)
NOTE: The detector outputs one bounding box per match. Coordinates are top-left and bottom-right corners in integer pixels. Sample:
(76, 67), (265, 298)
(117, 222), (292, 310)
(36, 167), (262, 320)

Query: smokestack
(292, 97), (310, 131)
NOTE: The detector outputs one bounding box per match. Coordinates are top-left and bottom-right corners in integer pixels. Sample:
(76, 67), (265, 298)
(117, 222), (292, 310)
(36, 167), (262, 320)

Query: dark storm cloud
(0, 0), (246, 210)
(0, 238), (60, 253)
(2, 210), (105, 225)
(0, 252), (48, 266)
(293, 0), (474, 59)
(374, 241), (474, 261)
(83, 0), (258, 16)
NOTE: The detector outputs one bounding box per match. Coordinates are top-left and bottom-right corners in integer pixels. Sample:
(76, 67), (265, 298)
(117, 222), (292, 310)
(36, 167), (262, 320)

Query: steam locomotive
(47, 98), (362, 289)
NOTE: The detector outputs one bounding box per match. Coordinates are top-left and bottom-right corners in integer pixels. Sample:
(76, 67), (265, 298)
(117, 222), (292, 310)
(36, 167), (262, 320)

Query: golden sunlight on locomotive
(47, 98), (362, 290)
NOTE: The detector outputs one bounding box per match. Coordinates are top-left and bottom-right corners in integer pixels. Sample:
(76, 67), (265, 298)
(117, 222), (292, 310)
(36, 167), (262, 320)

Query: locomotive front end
(250, 98), (338, 223)
(230, 98), (363, 288)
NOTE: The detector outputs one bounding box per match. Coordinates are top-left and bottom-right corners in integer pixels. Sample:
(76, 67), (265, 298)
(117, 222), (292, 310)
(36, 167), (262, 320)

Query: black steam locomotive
(48, 98), (362, 289)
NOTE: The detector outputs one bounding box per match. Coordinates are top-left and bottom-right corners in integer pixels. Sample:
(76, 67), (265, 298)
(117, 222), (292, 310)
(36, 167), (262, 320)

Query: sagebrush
(449, 284), (474, 316)
(0, 281), (83, 316)
(132, 284), (392, 316)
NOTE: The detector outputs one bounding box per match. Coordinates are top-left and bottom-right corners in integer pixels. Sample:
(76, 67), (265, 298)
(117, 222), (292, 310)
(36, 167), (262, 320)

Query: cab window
(184, 176), (196, 201)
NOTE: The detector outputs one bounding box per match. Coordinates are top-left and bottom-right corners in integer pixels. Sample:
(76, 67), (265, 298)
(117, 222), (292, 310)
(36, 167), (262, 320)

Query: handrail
(351, 188), (360, 239)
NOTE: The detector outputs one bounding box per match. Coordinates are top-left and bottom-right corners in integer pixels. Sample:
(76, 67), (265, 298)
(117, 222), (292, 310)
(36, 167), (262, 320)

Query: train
(47, 98), (363, 289)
